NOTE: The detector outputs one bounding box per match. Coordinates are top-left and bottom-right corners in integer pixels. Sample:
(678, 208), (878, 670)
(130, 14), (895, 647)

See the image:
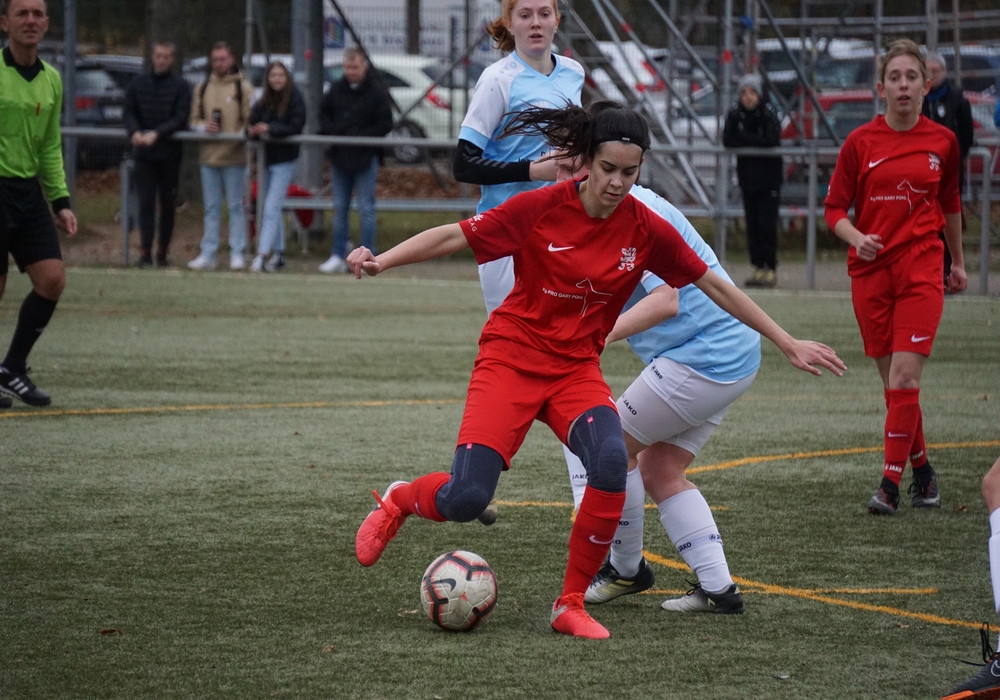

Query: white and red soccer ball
(420, 550), (498, 632)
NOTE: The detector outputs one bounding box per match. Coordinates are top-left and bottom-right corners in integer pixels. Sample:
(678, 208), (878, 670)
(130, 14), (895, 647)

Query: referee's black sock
(3, 291), (57, 372)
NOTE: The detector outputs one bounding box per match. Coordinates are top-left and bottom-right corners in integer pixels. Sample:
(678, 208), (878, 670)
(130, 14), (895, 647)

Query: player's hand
(853, 233), (883, 262)
(56, 209), (78, 237)
(785, 339), (846, 377)
(946, 264), (968, 294)
(346, 246), (380, 278)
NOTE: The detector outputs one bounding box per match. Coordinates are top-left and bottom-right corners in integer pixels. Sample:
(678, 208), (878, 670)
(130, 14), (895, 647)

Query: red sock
(390, 472), (450, 522)
(909, 407), (929, 468)
(561, 486), (625, 598)
(883, 388), (920, 487)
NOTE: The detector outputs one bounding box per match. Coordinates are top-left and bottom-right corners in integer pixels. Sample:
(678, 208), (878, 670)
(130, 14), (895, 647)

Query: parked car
(83, 54), (146, 90)
(324, 53), (487, 163)
(754, 37), (868, 98)
(60, 58), (129, 169)
(812, 44), (1000, 94)
(185, 51), (485, 163)
(781, 89), (1000, 185)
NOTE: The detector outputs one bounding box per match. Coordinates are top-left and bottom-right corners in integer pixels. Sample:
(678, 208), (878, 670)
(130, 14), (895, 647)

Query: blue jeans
(257, 161), (296, 256)
(330, 157), (378, 258)
(199, 165), (246, 259)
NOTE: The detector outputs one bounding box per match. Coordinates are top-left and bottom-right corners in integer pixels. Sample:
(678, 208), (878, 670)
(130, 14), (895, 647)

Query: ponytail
(503, 100), (650, 163)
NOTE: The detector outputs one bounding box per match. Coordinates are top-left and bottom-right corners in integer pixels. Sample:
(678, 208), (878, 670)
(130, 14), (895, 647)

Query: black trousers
(741, 186), (780, 271)
(134, 157), (181, 256)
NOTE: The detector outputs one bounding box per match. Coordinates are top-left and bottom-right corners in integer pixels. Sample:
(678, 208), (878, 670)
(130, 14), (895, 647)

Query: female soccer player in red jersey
(824, 38), (968, 516)
(350, 102), (845, 639)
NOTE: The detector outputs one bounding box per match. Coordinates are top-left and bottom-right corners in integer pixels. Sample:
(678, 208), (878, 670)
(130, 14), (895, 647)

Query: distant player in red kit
(824, 38), (967, 515)
(349, 101), (845, 639)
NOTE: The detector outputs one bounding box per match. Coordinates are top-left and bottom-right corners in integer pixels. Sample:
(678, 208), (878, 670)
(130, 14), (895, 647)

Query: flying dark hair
(502, 100), (651, 164)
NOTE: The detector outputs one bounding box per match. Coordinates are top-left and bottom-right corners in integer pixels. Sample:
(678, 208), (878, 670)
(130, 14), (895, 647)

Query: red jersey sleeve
(458, 181), (576, 264)
(824, 128), (861, 230)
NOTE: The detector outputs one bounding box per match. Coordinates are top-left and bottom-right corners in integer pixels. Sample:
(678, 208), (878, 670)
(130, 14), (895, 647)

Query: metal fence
(62, 126), (999, 294)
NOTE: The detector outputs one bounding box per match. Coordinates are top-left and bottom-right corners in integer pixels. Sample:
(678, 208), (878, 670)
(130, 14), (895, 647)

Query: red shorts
(851, 236), (944, 359)
(456, 341), (618, 468)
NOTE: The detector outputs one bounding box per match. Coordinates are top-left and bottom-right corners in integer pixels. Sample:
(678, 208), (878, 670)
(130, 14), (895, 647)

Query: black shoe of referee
(0, 365), (52, 407)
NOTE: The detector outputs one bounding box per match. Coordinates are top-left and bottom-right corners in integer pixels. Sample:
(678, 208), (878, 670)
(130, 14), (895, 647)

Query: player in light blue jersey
(563, 182), (763, 614)
(452, 0), (584, 314)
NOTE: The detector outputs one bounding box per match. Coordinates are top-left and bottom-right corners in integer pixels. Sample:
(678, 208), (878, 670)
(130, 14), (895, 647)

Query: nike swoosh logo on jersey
(868, 157), (889, 169)
(548, 243), (574, 252)
(911, 334), (932, 343)
(589, 535), (615, 545)
(887, 432), (908, 438)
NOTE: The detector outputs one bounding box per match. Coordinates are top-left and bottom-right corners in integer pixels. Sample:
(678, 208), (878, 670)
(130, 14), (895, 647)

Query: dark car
(60, 58), (129, 169)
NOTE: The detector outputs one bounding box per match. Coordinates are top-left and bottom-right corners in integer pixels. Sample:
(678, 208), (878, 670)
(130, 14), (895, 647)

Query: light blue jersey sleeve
(623, 186), (761, 382)
(459, 53), (584, 213)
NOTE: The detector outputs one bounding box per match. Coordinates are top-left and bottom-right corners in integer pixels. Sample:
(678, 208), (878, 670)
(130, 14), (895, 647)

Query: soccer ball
(420, 550), (498, 632)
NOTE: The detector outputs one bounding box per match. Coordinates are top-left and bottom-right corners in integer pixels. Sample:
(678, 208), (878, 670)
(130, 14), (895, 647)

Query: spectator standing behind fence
(921, 51), (973, 290)
(247, 61), (305, 273)
(722, 73), (783, 289)
(317, 47), (393, 274)
(0, 0), (77, 409)
(124, 41), (191, 269)
(452, 0), (585, 314)
(824, 38), (967, 516)
(187, 42), (253, 272)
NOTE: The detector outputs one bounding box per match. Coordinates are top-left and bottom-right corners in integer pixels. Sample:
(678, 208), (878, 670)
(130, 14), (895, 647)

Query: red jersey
(824, 115), (960, 276)
(459, 179), (708, 372)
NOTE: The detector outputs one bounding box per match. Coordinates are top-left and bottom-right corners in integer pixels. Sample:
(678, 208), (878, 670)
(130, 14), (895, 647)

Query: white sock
(989, 509), (1000, 650)
(562, 444), (589, 513)
(607, 468), (646, 578)
(659, 489), (733, 595)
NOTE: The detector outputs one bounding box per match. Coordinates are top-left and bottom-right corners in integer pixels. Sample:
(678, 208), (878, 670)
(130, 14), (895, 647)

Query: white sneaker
(264, 253), (285, 272)
(230, 254), (245, 271)
(318, 254), (348, 274)
(249, 255), (265, 273)
(187, 255), (215, 271)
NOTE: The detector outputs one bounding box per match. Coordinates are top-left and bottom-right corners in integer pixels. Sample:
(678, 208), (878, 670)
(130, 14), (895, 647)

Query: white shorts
(617, 356), (756, 456)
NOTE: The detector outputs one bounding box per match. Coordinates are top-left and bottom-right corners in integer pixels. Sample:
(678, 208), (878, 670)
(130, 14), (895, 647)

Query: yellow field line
(0, 397), (462, 419)
(640, 552), (982, 630)
(688, 441), (1000, 474)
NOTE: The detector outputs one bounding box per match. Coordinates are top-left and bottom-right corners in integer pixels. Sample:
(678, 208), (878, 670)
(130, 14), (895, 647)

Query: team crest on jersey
(928, 152), (941, 172)
(618, 247), (637, 271)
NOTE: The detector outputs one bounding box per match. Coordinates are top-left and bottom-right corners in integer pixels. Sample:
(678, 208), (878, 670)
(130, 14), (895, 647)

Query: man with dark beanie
(0, 0), (78, 408)
(124, 41), (191, 267)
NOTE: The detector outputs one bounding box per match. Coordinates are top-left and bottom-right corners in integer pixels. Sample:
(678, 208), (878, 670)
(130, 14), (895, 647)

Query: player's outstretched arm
(347, 223), (469, 278)
(693, 269), (846, 377)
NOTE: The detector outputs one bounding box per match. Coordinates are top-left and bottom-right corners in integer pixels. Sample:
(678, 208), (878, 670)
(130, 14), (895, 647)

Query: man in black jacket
(124, 41), (191, 267)
(723, 73), (783, 288)
(317, 47), (393, 274)
(922, 51), (973, 288)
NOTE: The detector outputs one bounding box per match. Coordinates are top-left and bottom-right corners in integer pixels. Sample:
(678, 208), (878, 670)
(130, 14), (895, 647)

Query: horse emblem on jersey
(896, 179), (930, 214)
(618, 247), (637, 271)
(574, 278), (613, 318)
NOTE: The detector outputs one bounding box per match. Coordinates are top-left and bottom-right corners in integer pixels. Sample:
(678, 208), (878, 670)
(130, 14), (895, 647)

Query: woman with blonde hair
(453, 0), (585, 314)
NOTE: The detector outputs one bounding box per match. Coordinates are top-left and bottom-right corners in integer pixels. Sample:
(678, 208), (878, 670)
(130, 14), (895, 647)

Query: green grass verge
(1, 267), (999, 698)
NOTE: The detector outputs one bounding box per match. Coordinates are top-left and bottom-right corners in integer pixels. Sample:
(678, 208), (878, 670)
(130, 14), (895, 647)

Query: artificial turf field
(1, 264), (999, 699)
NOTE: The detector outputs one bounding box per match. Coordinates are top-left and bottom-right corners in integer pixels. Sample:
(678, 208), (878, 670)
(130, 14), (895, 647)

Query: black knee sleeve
(568, 405), (628, 493)
(435, 443), (505, 522)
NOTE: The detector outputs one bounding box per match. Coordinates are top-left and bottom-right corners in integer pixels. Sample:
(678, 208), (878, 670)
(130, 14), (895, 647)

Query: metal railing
(62, 126), (998, 294)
